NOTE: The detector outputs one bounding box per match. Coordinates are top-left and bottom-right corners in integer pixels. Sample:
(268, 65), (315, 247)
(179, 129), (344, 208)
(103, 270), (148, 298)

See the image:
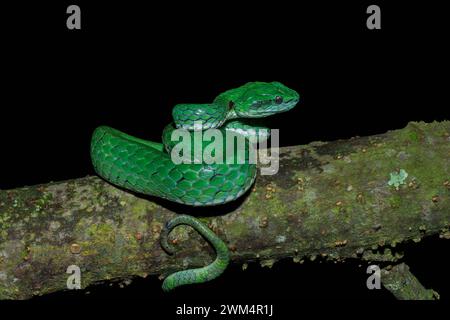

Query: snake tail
(160, 215), (230, 292)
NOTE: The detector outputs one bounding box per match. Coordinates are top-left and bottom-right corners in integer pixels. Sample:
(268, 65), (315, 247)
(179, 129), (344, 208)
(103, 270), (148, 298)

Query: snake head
(215, 81), (300, 119)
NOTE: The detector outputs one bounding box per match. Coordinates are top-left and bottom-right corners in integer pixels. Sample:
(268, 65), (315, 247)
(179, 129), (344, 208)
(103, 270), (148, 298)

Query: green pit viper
(90, 82), (299, 291)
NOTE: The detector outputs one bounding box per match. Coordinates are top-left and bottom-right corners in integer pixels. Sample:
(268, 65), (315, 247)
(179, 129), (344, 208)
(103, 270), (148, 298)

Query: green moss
(388, 195), (402, 209)
(228, 218), (248, 238)
(408, 131), (419, 142)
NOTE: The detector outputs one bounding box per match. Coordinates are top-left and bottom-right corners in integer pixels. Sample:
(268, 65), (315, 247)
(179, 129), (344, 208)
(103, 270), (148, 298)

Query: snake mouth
(281, 98), (299, 110)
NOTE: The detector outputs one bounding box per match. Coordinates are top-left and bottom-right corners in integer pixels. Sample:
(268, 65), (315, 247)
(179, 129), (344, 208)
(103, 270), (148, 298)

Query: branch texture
(0, 121), (449, 299)
(381, 263), (439, 300)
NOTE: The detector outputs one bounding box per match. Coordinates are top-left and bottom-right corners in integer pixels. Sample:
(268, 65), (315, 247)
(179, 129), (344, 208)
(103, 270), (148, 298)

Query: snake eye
(275, 96), (283, 104)
(228, 101), (235, 109)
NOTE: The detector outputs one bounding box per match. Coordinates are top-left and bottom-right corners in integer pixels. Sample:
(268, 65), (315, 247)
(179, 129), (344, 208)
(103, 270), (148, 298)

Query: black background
(0, 0), (449, 315)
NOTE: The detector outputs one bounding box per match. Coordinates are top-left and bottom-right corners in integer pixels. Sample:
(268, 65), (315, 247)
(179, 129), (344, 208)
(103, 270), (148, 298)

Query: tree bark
(381, 263), (439, 300)
(0, 121), (449, 300)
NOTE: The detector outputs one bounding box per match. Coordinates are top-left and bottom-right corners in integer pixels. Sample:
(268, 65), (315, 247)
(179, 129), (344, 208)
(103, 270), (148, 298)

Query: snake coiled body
(91, 126), (257, 206)
(90, 82), (299, 291)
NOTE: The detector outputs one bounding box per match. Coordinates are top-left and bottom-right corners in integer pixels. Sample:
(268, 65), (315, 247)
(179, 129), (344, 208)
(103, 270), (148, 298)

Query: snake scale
(90, 82), (299, 291)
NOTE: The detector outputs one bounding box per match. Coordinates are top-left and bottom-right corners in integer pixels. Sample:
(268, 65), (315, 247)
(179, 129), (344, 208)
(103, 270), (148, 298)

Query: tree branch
(1, 121), (449, 299)
(381, 263), (439, 300)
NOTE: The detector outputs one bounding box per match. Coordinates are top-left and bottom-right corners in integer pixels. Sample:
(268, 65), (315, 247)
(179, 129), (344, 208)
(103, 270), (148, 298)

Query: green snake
(90, 82), (299, 291)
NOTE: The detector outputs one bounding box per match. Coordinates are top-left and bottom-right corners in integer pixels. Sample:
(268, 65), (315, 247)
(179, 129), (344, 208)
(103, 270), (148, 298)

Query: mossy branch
(381, 263), (439, 300)
(0, 121), (449, 300)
